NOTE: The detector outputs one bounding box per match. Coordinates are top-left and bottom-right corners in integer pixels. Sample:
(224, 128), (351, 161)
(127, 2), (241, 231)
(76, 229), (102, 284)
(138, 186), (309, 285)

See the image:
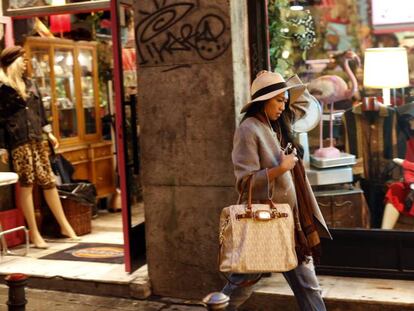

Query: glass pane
(122, 7), (137, 100)
(8, 0), (102, 9)
(266, 1), (414, 233)
(0, 24), (5, 50)
(120, 6), (142, 228)
(30, 48), (52, 125)
(54, 49), (77, 138)
(79, 49), (96, 135)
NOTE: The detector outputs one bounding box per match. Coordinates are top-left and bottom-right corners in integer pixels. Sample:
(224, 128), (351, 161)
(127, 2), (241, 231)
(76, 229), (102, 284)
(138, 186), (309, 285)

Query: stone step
(0, 254), (151, 300)
(241, 274), (414, 311)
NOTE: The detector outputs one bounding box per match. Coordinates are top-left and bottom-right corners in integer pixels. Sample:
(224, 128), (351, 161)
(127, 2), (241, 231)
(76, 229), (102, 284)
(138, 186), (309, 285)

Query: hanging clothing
(342, 103), (398, 181)
(0, 78), (55, 188)
(0, 78), (51, 150)
(342, 104), (398, 227)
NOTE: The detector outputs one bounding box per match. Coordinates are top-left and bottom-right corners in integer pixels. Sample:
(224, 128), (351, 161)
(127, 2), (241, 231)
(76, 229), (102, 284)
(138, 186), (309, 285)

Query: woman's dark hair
(241, 100), (267, 124)
(241, 99), (304, 158)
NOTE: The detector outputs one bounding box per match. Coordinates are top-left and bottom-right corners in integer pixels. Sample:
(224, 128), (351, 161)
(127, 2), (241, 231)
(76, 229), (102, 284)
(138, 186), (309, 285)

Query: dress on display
(384, 107), (414, 217)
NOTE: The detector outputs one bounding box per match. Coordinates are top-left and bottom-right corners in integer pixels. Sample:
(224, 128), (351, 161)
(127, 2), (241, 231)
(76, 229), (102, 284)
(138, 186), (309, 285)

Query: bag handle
(236, 174), (251, 204)
(236, 174), (285, 218)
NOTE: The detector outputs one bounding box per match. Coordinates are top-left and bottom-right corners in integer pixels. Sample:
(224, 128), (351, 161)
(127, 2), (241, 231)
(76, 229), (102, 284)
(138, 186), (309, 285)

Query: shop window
(268, 0), (414, 232)
(7, 0), (103, 9)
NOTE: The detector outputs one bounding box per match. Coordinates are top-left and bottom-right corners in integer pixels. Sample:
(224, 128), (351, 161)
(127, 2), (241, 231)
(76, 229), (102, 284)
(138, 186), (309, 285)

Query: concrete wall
(135, 0), (249, 299)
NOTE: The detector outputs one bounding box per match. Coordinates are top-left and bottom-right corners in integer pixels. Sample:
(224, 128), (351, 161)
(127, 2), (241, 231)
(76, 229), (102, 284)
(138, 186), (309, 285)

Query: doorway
(1, 0), (144, 273)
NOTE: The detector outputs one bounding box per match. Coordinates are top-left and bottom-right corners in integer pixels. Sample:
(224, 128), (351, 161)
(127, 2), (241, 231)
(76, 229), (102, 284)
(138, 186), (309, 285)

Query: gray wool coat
(232, 117), (331, 239)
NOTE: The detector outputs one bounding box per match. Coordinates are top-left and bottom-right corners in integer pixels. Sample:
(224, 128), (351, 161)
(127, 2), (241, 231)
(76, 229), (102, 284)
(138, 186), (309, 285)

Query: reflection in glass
(121, 7), (137, 100)
(30, 48), (52, 124)
(121, 7), (141, 227)
(55, 49), (77, 138)
(0, 24), (5, 51)
(8, 0), (101, 9)
(381, 113), (414, 231)
(79, 49), (97, 134)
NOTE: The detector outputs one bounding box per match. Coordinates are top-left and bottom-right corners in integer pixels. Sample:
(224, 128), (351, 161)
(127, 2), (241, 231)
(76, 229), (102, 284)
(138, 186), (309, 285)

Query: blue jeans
(222, 258), (326, 311)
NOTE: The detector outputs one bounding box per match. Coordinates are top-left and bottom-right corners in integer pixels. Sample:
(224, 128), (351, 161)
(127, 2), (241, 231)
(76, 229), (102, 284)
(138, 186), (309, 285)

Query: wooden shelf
(25, 37), (115, 198)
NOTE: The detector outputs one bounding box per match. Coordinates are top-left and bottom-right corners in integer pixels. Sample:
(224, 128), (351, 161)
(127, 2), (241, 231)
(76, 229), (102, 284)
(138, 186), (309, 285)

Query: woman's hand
(48, 133), (59, 149)
(267, 150), (299, 181)
(280, 152), (298, 172)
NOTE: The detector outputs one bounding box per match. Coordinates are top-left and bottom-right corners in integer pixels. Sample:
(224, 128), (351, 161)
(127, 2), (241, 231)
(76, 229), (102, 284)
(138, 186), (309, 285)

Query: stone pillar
(135, 0), (250, 299)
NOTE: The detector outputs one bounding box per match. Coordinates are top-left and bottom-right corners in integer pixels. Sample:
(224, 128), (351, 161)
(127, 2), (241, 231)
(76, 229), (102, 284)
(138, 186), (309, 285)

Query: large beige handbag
(219, 177), (298, 273)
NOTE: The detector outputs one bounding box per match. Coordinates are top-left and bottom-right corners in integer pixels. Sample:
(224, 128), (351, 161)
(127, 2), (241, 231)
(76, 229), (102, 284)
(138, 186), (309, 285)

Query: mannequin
(381, 107), (414, 229)
(0, 46), (79, 248)
(381, 158), (414, 229)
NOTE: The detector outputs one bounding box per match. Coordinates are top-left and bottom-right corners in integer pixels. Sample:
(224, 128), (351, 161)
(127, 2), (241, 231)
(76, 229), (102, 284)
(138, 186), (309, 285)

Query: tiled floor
(0, 204), (148, 286)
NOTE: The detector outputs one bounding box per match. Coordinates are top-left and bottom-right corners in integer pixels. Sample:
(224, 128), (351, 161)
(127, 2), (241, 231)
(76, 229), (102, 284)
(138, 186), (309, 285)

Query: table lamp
(363, 47), (409, 106)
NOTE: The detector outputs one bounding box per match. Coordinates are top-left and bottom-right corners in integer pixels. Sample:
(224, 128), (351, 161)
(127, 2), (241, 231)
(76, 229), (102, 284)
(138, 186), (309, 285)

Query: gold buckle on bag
(255, 210), (272, 220)
(236, 210), (288, 221)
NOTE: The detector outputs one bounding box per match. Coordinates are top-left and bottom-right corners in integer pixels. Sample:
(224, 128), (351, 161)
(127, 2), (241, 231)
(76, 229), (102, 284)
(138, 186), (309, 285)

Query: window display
(55, 49), (77, 138)
(25, 37), (99, 142)
(30, 47), (52, 122)
(25, 37), (115, 198)
(268, 0), (414, 231)
(79, 49), (97, 134)
(8, 0), (103, 9)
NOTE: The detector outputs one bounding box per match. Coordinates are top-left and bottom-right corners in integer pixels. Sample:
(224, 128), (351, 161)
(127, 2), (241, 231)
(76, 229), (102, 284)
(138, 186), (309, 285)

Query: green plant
(268, 0), (316, 76)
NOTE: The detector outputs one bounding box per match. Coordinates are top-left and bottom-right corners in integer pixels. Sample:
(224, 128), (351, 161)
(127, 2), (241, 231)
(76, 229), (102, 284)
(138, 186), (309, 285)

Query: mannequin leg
(19, 186), (48, 248)
(43, 187), (79, 239)
(381, 203), (400, 229)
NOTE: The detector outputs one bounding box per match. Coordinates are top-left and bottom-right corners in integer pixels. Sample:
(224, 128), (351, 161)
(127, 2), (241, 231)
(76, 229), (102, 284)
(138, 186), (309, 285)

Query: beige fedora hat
(287, 74), (321, 133)
(241, 70), (306, 113)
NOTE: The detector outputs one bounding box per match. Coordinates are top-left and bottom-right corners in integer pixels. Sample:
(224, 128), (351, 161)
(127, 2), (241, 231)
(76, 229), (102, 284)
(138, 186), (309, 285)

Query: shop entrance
(1, 0), (143, 273)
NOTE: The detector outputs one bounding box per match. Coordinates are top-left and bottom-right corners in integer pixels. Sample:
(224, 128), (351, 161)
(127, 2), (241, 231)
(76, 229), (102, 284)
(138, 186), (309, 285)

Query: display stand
(0, 173), (26, 248)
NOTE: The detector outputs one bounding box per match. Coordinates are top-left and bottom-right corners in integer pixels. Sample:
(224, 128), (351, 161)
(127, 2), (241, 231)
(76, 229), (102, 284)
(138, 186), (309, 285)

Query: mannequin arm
(47, 133), (59, 149)
(0, 149), (8, 164)
(402, 160), (414, 172)
(393, 158), (404, 166)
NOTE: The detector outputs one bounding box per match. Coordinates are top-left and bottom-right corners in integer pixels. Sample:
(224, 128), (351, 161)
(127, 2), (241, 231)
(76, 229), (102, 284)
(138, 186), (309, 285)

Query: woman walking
(222, 70), (331, 310)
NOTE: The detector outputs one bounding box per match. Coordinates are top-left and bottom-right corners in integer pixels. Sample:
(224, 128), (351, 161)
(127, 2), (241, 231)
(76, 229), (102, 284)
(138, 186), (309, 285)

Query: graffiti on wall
(136, 0), (230, 70)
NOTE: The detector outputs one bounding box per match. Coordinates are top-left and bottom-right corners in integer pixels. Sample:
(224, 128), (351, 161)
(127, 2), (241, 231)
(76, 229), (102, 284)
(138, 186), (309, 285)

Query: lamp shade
(50, 14), (71, 34)
(363, 47), (409, 88)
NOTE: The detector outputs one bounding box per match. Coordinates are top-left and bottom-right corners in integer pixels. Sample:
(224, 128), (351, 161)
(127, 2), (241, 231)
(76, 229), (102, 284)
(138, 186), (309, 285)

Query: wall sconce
(364, 47), (409, 106)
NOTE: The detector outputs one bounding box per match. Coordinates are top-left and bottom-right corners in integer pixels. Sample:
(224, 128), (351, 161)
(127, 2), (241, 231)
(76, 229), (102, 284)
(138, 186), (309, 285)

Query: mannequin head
(397, 104), (414, 139)
(398, 115), (414, 139)
(0, 46), (28, 99)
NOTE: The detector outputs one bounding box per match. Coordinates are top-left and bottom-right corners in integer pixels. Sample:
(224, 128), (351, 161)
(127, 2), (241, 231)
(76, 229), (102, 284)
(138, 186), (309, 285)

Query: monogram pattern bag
(219, 177), (298, 273)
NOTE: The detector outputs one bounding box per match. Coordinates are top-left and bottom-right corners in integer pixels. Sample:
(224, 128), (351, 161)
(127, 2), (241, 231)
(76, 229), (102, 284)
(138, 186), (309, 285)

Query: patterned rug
(40, 243), (124, 264)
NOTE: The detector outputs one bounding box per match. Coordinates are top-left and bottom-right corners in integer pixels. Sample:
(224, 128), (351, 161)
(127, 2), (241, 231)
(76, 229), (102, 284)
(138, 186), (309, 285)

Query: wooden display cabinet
(25, 37), (115, 198)
(314, 189), (370, 229)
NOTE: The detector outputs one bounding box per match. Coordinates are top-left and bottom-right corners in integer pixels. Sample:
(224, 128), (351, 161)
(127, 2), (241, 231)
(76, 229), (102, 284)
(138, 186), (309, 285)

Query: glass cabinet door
(30, 48), (52, 124)
(54, 49), (77, 139)
(78, 48), (97, 135)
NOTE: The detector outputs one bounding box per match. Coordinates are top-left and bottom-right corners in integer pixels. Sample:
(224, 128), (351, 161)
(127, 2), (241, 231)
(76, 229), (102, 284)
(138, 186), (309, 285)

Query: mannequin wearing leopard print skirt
(0, 46), (79, 248)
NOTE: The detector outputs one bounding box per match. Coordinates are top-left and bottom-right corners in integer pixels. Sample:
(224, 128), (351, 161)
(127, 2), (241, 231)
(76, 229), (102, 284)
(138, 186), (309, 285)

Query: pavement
(241, 274), (414, 311)
(0, 285), (206, 311)
(1, 274), (414, 310)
